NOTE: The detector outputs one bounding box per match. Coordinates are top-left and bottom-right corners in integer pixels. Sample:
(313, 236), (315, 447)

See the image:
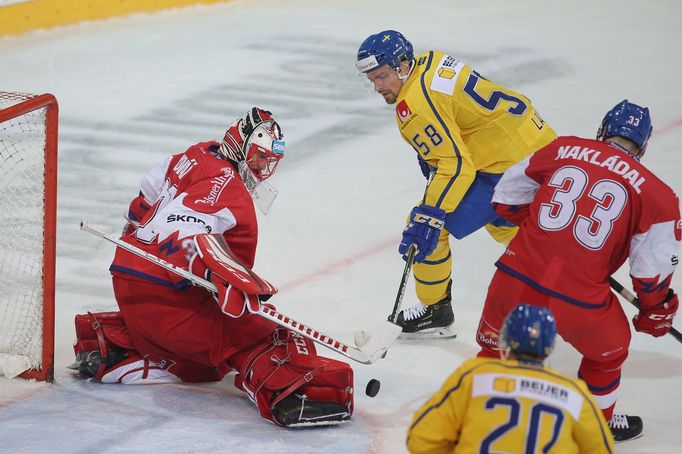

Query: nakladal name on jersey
(555, 144), (645, 193)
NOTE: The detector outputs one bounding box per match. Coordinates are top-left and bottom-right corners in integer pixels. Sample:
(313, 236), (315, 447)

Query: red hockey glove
(633, 289), (679, 337)
(189, 253), (260, 317)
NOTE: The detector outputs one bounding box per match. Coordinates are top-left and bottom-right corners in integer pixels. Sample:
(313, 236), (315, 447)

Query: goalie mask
(220, 108), (286, 214)
(220, 107), (285, 181)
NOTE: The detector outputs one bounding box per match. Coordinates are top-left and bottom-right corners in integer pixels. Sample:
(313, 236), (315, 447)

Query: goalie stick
(80, 221), (401, 364)
(608, 277), (682, 344)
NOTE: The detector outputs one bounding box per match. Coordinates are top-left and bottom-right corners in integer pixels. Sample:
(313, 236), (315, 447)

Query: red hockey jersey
(110, 142), (258, 288)
(493, 136), (681, 309)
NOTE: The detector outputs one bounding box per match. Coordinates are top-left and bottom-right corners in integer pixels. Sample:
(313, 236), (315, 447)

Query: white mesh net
(0, 92), (48, 378)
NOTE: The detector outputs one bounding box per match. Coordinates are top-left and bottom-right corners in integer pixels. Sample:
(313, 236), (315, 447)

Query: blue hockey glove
(399, 204), (446, 263)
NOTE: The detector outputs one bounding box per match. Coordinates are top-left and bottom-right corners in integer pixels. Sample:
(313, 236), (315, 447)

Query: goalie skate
(272, 394), (351, 428)
(67, 349), (128, 378)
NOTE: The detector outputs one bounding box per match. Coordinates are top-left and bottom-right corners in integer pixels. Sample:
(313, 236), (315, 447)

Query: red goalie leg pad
(73, 311), (137, 354)
(231, 328), (354, 426)
(73, 311), (138, 380)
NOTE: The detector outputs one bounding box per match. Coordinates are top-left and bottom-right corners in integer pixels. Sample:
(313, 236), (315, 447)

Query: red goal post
(0, 92), (58, 382)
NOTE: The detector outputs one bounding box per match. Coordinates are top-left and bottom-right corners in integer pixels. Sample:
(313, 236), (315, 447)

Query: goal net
(0, 92), (57, 382)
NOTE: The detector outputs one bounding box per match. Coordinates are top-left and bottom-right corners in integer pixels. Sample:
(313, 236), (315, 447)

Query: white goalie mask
(220, 108), (286, 215)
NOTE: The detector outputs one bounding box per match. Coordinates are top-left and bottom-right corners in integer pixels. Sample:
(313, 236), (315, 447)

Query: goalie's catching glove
(189, 234), (277, 317)
(633, 288), (679, 337)
(399, 204), (446, 263)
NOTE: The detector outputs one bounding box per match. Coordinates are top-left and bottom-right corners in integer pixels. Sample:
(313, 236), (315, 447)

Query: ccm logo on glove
(413, 213), (445, 229)
(633, 288), (678, 337)
(399, 204), (447, 263)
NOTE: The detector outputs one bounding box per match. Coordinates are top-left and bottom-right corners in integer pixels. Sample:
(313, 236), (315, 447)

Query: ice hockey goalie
(69, 108), (353, 427)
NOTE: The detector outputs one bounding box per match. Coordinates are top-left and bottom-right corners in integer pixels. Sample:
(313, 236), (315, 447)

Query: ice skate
(396, 286), (456, 339)
(68, 349), (128, 378)
(272, 394), (351, 428)
(608, 414), (643, 442)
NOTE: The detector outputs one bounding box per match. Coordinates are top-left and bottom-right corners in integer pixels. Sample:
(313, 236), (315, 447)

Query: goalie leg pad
(72, 311), (137, 380)
(73, 311), (225, 384)
(231, 328), (354, 427)
(100, 355), (181, 384)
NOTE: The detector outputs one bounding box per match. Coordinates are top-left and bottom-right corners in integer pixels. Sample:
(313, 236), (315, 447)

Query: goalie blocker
(70, 234), (354, 427)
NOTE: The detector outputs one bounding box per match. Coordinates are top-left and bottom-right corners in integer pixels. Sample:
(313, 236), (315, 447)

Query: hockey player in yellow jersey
(407, 304), (614, 453)
(356, 31), (557, 338)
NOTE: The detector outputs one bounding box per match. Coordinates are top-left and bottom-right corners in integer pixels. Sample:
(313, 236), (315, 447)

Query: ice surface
(1, 0), (681, 452)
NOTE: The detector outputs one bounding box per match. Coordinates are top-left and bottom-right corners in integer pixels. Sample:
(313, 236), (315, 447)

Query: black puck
(365, 378), (381, 397)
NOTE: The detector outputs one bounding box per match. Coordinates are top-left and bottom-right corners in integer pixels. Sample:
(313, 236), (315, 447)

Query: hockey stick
(608, 277), (682, 344)
(354, 245), (416, 353)
(80, 221), (400, 365)
(388, 244), (417, 323)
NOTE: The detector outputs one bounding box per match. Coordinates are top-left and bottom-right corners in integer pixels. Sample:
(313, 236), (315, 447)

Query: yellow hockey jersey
(407, 357), (614, 454)
(396, 51), (557, 212)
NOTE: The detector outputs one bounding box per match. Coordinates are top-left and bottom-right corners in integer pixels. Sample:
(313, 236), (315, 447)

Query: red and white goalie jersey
(110, 141), (258, 286)
(493, 136), (681, 308)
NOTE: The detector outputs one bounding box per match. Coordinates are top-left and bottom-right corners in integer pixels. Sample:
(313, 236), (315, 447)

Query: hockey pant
(74, 278), (354, 425)
(413, 171), (517, 305)
(475, 269), (631, 420)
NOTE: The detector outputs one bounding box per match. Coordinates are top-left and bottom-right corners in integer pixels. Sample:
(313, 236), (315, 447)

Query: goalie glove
(633, 288), (679, 337)
(399, 204), (446, 263)
(189, 234), (277, 317)
(189, 251), (261, 317)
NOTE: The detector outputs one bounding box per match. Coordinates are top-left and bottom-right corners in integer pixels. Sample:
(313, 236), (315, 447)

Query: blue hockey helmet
(597, 99), (653, 153)
(499, 304), (556, 359)
(355, 30), (414, 74)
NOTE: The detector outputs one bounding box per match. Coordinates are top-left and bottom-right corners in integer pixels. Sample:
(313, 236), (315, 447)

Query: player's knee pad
(71, 311), (137, 380)
(233, 328), (354, 427)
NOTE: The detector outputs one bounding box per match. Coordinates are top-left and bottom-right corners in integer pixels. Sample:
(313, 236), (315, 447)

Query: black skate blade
(614, 433), (644, 443)
(399, 325), (458, 340)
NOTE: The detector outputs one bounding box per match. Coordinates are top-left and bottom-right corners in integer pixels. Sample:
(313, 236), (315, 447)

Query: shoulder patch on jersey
(396, 99), (416, 124)
(430, 55), (464, 95)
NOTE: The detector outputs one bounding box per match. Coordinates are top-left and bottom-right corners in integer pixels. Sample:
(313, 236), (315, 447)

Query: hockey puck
(365, 379), (381, 397)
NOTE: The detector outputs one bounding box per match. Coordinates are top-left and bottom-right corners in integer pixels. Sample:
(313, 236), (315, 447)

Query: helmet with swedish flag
(355, 30), (414, 74)
(499, 303), (556, 361)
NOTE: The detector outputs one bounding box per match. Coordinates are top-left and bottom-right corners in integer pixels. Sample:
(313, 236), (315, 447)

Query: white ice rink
(1, 0), (682, 452)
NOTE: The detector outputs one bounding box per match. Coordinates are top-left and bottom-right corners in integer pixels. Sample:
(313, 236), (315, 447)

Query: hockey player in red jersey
(475, 100), (680, 442)
(70, 108), (354, 427)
